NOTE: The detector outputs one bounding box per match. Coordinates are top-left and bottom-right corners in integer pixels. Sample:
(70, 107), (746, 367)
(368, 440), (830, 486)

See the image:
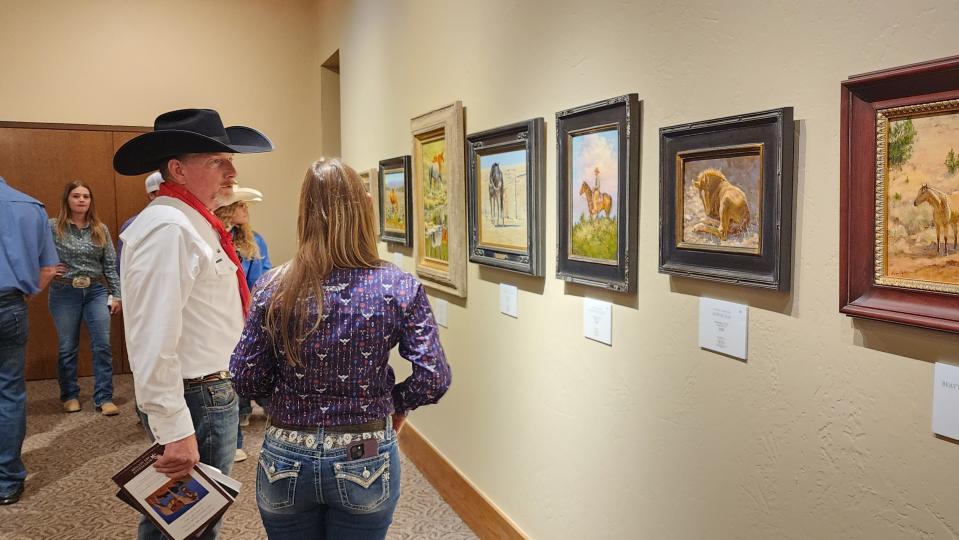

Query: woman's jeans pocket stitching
(334, 452), (391, 513)
(257, 448), (301, 510)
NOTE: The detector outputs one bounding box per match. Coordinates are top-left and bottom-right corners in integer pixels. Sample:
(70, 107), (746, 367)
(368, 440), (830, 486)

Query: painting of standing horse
(569, 129), (619, 263)
(477, 149), (529, 252)
(579, 174), (612, 221)
(488, 163), (505, 226)
(913, 183), (959, 255)
(881, 107), (959, 289)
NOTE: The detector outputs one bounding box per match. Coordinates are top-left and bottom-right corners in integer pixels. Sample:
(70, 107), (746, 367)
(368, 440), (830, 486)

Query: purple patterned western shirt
(229, 263), (451, 428)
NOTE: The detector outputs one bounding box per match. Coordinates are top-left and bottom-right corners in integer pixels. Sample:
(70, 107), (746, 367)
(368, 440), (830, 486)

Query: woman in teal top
(48, 180), (122, 416)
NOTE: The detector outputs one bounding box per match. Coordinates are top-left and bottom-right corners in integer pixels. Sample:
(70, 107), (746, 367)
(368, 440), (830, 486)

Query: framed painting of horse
(378, 156), (412, 246)
(841, 55), (959, 333)
(411, 102), (467, 298)
(659, 108), (794, 290)
(555, 95), (640, 292)
(466, 118), (545, 276)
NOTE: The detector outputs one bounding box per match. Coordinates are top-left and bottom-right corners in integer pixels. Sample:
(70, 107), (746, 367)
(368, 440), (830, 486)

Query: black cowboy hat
(113, 108), (273, 175)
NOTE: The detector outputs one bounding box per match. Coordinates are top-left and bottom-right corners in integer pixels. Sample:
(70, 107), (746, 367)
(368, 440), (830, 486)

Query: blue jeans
(0, 293), (28, 497)
(138, 378), (239, 540)
(48, 282), (114, 406)
(237, 395), (271, 449)
(257, 420), (401, 539)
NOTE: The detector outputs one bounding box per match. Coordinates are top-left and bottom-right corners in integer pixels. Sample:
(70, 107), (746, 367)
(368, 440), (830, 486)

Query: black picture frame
(556, 94), (640, 292)
(378, 155), (413, 246)
(658, 107), (794, 290)
(466, 118), (545, 276)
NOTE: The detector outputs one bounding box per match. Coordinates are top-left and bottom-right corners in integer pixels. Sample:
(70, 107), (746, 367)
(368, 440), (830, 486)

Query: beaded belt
(265, 425), (387, 451)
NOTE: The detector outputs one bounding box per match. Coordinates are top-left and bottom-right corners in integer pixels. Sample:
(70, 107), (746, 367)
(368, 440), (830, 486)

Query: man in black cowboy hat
(114, 109), (271, 540)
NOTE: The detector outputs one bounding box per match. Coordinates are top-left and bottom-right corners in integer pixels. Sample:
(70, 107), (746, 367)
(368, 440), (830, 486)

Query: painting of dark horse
(489, 163), (505, 226)
(478, 149), (528, 251)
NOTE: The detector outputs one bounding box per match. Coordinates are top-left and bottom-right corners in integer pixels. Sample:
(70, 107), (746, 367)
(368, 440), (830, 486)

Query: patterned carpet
(0, 375), (476, 540)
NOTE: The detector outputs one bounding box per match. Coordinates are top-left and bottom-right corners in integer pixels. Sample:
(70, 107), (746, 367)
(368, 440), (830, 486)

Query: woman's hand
(109, 299), (122, 315)
(54, 263), (69, 277)
(391, 413), (407, 434)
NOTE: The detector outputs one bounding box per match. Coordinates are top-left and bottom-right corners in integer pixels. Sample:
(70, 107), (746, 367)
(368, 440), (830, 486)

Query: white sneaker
(234, 449), (248, 462)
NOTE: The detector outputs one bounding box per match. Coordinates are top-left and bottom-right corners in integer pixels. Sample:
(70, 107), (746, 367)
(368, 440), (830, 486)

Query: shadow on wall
(852, 317), (958, 364)
(668, 275), (792, 316)
(477, 265), (545, 295)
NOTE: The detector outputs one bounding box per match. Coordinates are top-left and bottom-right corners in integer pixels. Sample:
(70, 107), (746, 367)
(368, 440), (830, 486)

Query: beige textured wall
(324, 1), (959, 538)
(0, 0), (322, 264)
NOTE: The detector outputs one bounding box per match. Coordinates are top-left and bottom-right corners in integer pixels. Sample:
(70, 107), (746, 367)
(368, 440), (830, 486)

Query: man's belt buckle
(71, 277), (91, 289)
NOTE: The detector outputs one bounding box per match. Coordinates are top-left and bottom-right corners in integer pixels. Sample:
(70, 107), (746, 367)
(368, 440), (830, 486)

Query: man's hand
(391, 413), (407, 434)
(154, 434), (199, 478)
(54, 263), (69, 277)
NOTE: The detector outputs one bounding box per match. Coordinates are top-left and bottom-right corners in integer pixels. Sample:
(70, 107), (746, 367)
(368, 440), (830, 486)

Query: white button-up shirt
(120, 196), (243, 444)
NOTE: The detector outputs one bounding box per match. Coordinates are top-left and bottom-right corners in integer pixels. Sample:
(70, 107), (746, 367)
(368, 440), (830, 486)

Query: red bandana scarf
(158, 182), (251, 316)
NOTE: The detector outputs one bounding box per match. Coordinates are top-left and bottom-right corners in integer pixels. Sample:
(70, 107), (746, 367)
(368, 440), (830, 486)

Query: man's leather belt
(270, 418), (387, 433)
(183, 371), (231, 386)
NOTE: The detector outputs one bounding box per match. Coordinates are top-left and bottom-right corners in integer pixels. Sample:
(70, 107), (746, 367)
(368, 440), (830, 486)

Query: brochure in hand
(112, 444), (241, 540)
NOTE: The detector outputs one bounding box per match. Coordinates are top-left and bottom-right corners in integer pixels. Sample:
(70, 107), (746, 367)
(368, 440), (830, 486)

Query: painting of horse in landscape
(678, 147), (762, 254)
(477, 148), (528, 252)
(569, 128), (619, 264)
(420, 138), (448, 262)
(881, 104), (959, 289)
(383, 168), (407, 235)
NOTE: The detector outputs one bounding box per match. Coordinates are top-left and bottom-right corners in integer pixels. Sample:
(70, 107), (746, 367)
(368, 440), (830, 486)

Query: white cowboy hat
(222, 186), (264, 206)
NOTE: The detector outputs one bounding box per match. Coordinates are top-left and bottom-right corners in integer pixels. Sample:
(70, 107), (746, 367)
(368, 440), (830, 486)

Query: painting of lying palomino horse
(677, 146), (763, 255)
(659, 107), (794, 291)
(876, 99), (959, 293)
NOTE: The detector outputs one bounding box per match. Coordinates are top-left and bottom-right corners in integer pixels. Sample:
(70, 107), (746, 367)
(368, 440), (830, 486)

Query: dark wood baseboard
(398, 422), (528, 539)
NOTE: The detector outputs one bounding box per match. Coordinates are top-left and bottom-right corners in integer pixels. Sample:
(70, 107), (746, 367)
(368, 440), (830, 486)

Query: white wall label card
(392, 251), (404, 268)
(699, 298), (748, 359)
(933, 362), (959, 440)
(431, 297), (448, 328)
(583, 298), (612, 345)
(499, 283), (518, 318)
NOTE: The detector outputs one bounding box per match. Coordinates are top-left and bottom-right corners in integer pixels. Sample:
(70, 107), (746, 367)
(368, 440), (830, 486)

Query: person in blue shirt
(214, 186), (271, 462)
(0, 176), (59, 506)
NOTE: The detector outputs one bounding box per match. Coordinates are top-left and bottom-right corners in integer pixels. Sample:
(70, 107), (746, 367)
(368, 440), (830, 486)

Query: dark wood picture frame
(556, 94), (640, 292)
(659, 108), (795, 290)
(841, 55), (959, 332)
(378, 155), (412, 246)
(466, 118), (545, 276)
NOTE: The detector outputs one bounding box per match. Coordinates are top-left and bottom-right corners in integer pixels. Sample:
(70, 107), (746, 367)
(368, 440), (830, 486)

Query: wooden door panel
(112, 131), (154, 375)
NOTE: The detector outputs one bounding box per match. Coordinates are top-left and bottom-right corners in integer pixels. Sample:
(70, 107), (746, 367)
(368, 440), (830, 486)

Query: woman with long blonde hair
(230, 158), (451, 538)
(214, 187), (272, 463)
(48, 180), (122, 416)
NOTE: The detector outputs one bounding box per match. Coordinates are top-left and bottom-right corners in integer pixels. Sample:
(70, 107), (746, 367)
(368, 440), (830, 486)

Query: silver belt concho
(71, 276), (91, 288)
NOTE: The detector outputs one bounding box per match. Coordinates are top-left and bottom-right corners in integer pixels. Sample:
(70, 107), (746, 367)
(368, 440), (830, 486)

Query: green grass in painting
(571, 216), (617, 261)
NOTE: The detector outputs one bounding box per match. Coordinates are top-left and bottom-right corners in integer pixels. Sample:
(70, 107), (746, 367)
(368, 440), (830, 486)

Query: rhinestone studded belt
(265, 425), (387, 451)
